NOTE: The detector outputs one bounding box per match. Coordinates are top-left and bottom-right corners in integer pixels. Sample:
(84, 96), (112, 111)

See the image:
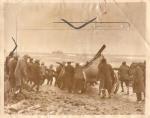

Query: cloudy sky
(4, 2), (147, 55)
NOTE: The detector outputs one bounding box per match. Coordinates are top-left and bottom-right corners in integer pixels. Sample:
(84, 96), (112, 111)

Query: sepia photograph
(3, 0), (147, 115)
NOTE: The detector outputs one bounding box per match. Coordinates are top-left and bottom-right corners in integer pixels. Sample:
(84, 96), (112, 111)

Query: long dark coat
(8, 58), (17, 88)
(98, 63), (113, 92)
(65, 65), (74, 88)
(133, 66), (145, 93)
(73, 65), (85, 91)
(119, 64), (130, 81)
(30, 63), (42, 85)
(14, 58), (28, 87)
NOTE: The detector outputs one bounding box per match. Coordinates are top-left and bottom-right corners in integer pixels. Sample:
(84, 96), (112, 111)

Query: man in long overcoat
(14, 55), (28, 94)
(30, 60), (42, 91)
(132, 64), (145, 102)
(98, 58), (113, 98)
(8, 56), (18, 91)
(73, 63), (85, 93)
(119, 61), (130, 94)
(65, 62), (74, 93)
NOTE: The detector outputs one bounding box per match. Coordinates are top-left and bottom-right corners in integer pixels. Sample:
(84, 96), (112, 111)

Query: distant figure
(40, 62), (46, 84)
(98, 58), (113, 98)
(132, 64), (145, 103)
(55, 64), (62, 86)
(41, 62), (46, 76)
(47, 64), (55, 85)
(118, 61), (130, 94)
(27, 57), (34, 85)
(73, 63), (85, 93)
(55, 62), (66, 88)
(65, 62), (74, 93)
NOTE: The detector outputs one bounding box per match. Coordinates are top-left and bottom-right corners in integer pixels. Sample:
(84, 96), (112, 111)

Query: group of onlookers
(97, 57), (145, 103)
(118, 61), (145, 103)
(5, 52), (146, 103)
(55, 62), (85, 93)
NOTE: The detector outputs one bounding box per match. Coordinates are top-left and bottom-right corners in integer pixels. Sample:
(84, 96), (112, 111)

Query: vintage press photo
(3, 0), (148, 115)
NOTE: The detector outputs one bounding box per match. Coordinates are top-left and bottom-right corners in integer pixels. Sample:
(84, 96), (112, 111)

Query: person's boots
(127, 87), (129, 95)
(121, 82), (124, 92)
(136, 92), (142, 103)
(101, 89), (106, 98)
(108, 90), (112, 98)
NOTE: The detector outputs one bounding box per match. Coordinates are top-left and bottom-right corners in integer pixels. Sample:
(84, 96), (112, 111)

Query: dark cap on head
(76, 63), (79, 66)
(67, 62), (71, 64)
(122, 61), (126, 65)
(101, 58), (107, 63)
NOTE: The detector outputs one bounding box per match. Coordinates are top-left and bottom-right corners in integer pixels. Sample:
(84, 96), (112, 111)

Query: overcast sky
(4, 2), (147, 55)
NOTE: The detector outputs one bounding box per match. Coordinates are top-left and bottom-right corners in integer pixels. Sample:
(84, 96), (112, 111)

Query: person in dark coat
(55, 64), (62, 86)
(30, 59), (42, 91)
(55, 62), (66, 88)
(73, 63), (85, 93)
(5, 37), (18, 75)
(98, 58), (113, 98)
(47, 65), (55, 85)
(40, 62), (46, 82)
(118, 61), (130, 94)
(65, 62), (74, 93)
(8, 56), (18, 92)
(132, 64), (145, 102)
(27, 57), (34, 85)
(14, 55), (28, 94)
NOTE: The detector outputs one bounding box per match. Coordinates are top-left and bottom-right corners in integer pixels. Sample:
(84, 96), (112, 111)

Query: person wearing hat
(7, 55), (18, 92)
(132, 64), (145, 103)
(47, 64), (55, 85)
(5, 53), (14, 75)
(118, 61), (130, 94)
(40, 62), (46, 79)
(26, 57), (34, 85)
(65, 61), (74, 93)
(30, 59), (43, 91)
(14, 54), (29, 96)
(97, 58), (113, 98)
(73, 63), (85, 93)
(5, 51), (17, 75)
(55, 62), (66, 87)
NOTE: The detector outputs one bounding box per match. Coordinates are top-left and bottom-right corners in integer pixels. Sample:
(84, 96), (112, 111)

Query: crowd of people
(5, 53), (86, 97)
(4, 51), (146, 103)
(55, 61), (86, 93)
(118, 61), (145, 102)
(97, 58), (145, 102)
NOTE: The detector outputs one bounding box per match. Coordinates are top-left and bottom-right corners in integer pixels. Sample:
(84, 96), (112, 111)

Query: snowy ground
(4, 80), (145, 115)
